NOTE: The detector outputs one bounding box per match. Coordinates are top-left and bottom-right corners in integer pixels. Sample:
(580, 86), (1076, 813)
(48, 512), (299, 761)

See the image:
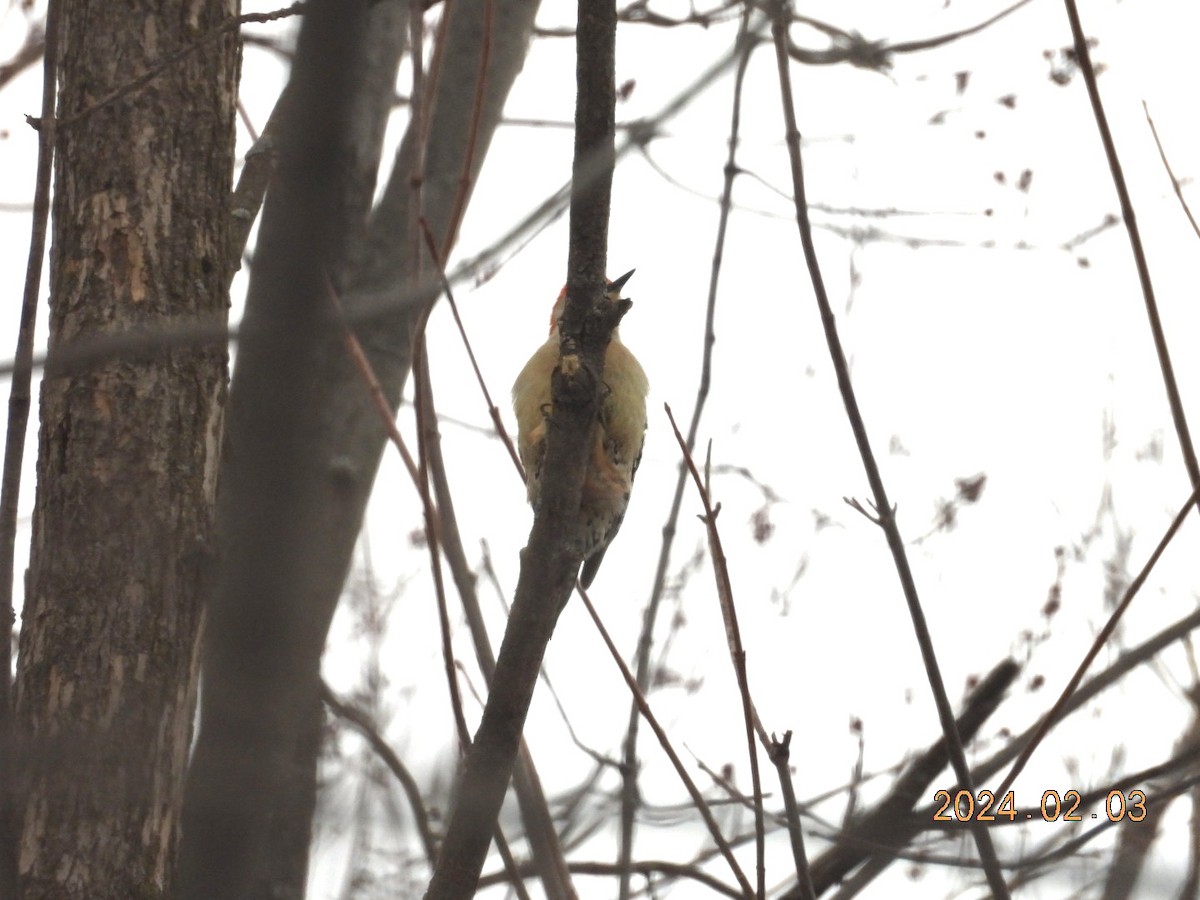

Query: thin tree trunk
(176, 1), (374, 896)
(179, 0), (544, 895)
(10, 0), (239, 896)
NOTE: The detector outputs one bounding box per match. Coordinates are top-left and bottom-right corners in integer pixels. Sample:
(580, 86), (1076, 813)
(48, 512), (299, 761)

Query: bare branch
(578, 587), (755, 897)
(665, 402), (768, 898)
(1057, 0), (1200, 497)
(320, 681), (439, 866)
(996, 485), (1200, 797)
(54, 4), (303, 131)
(767, 0), (1010, 894)
(0, 1), (60, 891)
(619, 10), (759, 897)
(1143, 102), (1200, 241)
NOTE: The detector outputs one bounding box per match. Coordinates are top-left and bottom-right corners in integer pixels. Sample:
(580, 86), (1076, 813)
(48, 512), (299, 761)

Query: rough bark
(10, 0), (239, 896)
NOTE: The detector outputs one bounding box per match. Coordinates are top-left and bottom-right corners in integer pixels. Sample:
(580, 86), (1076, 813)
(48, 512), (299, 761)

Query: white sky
(3, 0), (1200, 897)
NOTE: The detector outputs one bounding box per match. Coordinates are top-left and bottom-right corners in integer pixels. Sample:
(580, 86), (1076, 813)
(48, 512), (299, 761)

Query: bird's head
(548, 269), (635, 336)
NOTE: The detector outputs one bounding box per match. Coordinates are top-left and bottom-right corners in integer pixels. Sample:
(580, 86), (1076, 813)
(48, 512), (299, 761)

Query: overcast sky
(3, 0), (1199, 896)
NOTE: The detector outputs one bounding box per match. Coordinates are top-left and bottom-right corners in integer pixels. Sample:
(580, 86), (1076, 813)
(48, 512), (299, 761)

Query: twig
(768, 733), (815, 900)
(320, 681), (438, 864)
(419, 219), (525, 481)
(1032, 771), (1200, 865)
(1059, 0), (1200, 497)
(618, 11), (759, 898)
(327, 278), (422, 486)
(963, 605), (1200, 796)
(665, 402), (767, 898)
(578, 587), (755, 898)
(794, 659), (1019, 898)
(412, 338), (471, 752)
(883, 0), (1035, 58)
(0, 1), (60, 893)
(329, 276), (470, 759)
(439, 0), (493, 255)
(0, 17), (761, 386)
(766, 2), (1010, 896)
(228, 85), (293, 281)
(54, 4), (303, 130)
(410, 337), (535, 900)
(785, 0), (1033, 69)
(406, 0), (479, 767)
(692, 752), (772, 812)
(478, 857), (745, 898)
(1143, 102), (1200, 242)
(235, 97), (260, 143)
(406, 0), (428, 280)
(330, 275), (475, 761)
(995, 484), (1200, 798)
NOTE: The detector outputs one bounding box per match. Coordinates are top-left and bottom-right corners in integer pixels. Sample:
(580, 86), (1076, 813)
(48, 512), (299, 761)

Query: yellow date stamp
(933, 789), (1147, 823)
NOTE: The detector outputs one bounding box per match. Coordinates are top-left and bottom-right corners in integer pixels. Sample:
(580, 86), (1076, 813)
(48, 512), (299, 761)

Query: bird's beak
(608, 269), (635, 294)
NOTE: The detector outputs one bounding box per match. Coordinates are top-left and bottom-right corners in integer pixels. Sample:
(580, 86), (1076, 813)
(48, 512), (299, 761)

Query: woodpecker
(512, 270), (648, 588)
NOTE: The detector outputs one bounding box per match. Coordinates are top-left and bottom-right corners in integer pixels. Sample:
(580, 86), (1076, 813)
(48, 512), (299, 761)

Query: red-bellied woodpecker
(511, 270), (648, 588)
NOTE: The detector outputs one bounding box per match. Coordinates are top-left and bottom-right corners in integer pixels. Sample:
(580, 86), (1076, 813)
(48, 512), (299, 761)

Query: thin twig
(996, 484), (1200, 798)
(1059, 0), (1200, 497)
(478, 857), (745, 898)
(665, 402), (767, 898)
(228, 85), (293, 280)
(962, 606), (1200, 800)
(412, 338), (471, 751)
(578, 587), (755, 898)
(419, 219), (525, 481)
(406, 0), (428, 276)
(0, 19), (761, 386)
(402, 5), (468, 751)
(883, 0), (1034, 57)
(797, 659), (1019, 898)
(411, 336), (534, 900)
(235, 97), (260, 143)
(766, 2), (1010, 896)
(767, 733), (815, 900)
(320, 681), (438, 865)
(54, 4), (303, 130)
(0, 1), (60, 893)
(327, 279), (422, 486)
(618, 11), (759, 898)
(1143, 102), (1200, 242)
(439, 0), (493, 256)
(692, 752), (772, 812)
(330, 276), (472, 759)
(784, 0), (1033, 69)
(331, 274), (474, 757)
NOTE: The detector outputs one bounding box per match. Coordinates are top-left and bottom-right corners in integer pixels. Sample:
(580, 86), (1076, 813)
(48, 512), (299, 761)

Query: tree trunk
(178, 0), (545, 895)
(176, 1), (374, 895)
(11, 0), (239, 896)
